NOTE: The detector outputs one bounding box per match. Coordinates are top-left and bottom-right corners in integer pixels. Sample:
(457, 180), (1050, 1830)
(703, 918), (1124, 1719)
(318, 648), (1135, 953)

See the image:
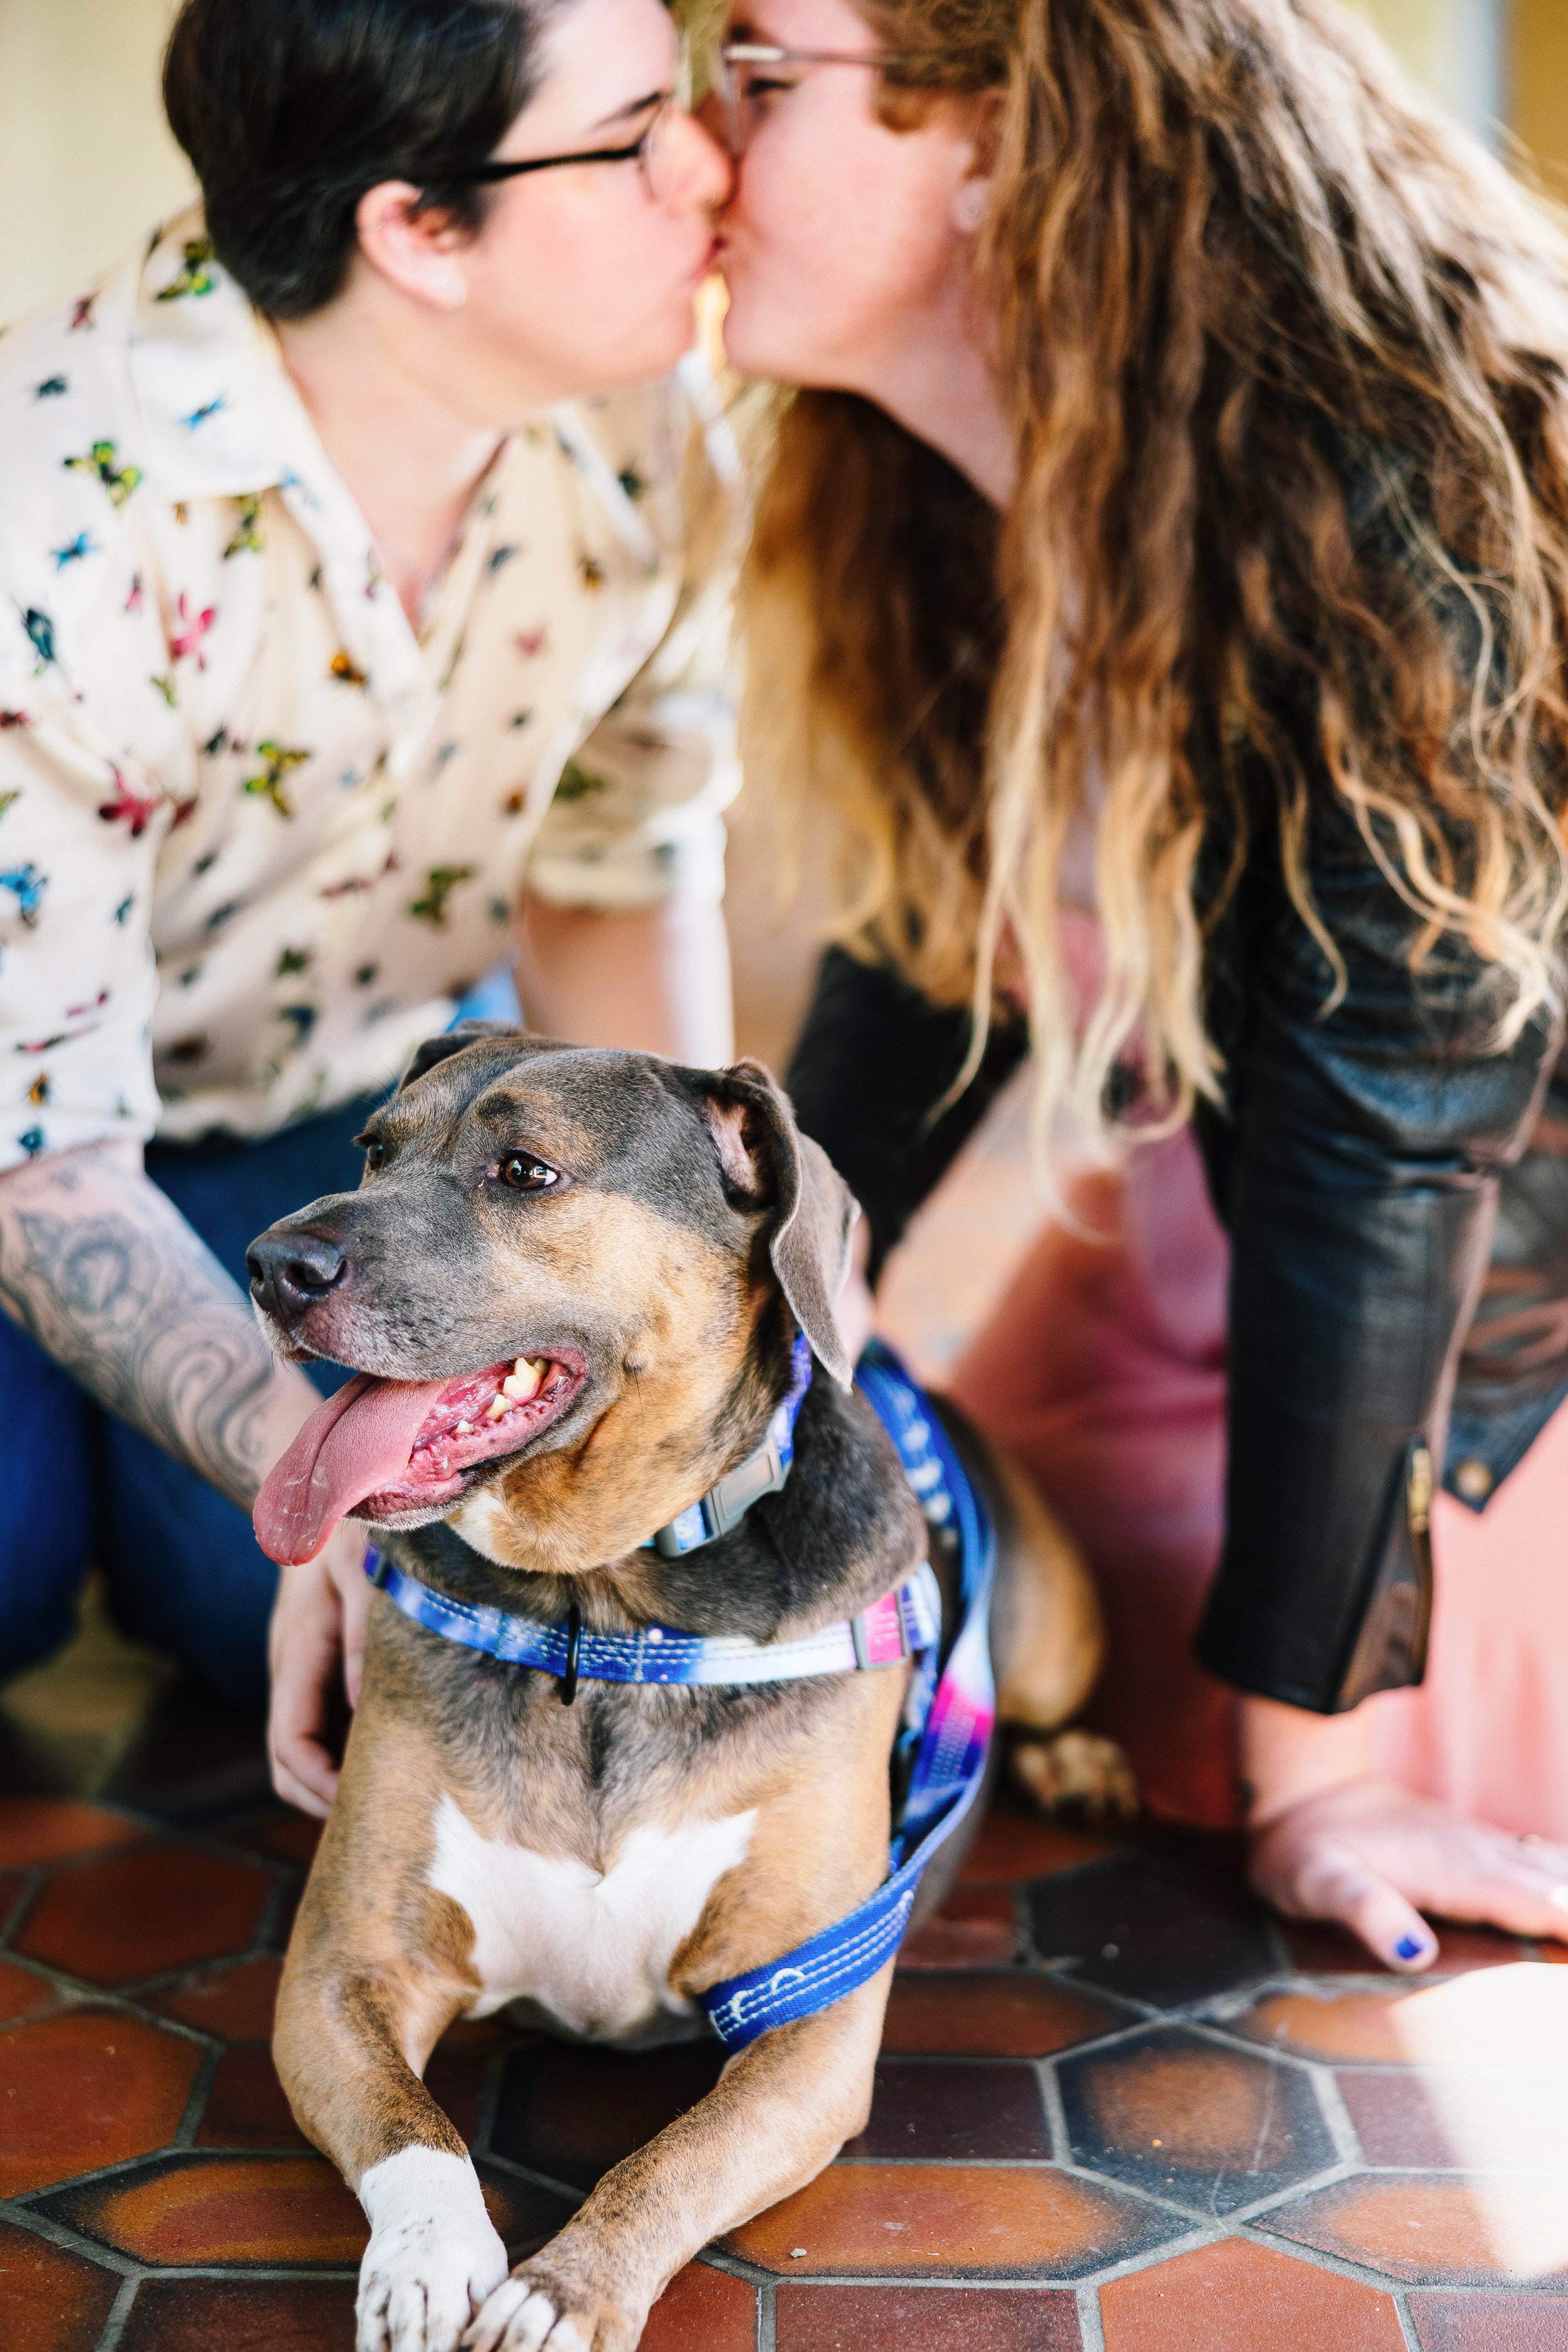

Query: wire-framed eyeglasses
(432, 90), (682, 206)
(713, 40), (909, 155)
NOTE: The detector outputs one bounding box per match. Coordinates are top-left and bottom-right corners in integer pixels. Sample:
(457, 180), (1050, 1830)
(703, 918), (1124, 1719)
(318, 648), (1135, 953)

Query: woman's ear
(354, 181), (472, 310)
(950, 88), (1004, 236)
(951, 177), (992, 235)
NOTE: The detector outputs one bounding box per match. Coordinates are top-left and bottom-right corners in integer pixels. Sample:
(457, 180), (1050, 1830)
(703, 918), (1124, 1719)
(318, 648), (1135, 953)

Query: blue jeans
(0, 1097), (379, 1710)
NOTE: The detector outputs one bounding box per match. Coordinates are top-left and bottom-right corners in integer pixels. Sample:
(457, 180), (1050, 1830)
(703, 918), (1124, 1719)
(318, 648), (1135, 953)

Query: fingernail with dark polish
(1395, 1933), (1428, 1961)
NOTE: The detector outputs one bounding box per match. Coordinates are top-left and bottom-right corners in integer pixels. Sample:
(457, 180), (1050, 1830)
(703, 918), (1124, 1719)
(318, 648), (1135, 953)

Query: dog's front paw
(1010, 1727), (1139, 1819)
(462, 2257), (640, 2352)
(358, 2148), (509, 2352)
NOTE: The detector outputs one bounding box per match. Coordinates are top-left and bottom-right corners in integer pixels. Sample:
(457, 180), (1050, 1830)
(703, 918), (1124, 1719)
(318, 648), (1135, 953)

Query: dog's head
(248, 1028), (857, 1572)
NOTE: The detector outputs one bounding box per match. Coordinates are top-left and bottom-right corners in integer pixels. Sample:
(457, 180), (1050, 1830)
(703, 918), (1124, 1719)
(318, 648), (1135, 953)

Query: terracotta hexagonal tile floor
(881, 1971), (1122, 2057)
(0, 2220), (120, 2352)
(729, 2160), (1179, 2278)
(0, 1801), (149, 1870)
(1099, 2236), (1407, 2350)
(144, 1954), (282, 2040)
(1026, 1850), (1279, 2005)
(12, 1841), (272, 1988)
(0, 2008), (204, 2196)
(775, 2282), (1083, 2349)
(640, 2264), (761, 2351)
(1058, 2026), (1338, 2212)
(112, 2277), (357, 2352)
(1263, 2175), (1568, 2288)
(1404, 2291), (1568, 2349)
(5, 1764), (1567, 2351)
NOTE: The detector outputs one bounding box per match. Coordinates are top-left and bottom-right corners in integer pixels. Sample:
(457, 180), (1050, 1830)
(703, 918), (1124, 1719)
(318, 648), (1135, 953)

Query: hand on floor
(1248, 1774), (1568, 1970)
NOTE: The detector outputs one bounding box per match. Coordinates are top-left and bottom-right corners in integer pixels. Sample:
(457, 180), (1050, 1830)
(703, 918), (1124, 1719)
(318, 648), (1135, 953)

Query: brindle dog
(246, 1029), (1120, 2352)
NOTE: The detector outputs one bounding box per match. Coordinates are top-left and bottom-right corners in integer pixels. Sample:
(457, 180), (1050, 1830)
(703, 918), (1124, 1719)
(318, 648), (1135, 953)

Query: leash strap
(697, 1342), (996, 2050)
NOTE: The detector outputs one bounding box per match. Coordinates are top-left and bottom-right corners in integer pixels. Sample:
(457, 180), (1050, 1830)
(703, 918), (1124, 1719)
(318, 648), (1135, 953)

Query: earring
(952, 180), (990, 235)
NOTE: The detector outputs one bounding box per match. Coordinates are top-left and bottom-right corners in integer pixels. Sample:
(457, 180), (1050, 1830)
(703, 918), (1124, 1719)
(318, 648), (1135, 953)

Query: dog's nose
(247, 1230), (347, 1322)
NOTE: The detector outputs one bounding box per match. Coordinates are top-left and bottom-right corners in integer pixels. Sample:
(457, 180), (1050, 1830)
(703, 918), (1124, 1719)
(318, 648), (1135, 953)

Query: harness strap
(696, 1343), (997, 2050)
(362, 1338), (996, 2053)
(365, 1545), (943, 1691)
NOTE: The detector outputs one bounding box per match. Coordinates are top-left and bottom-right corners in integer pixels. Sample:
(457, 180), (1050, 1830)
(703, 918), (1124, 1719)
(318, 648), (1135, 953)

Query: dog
(247, 1029), (1128, 2352)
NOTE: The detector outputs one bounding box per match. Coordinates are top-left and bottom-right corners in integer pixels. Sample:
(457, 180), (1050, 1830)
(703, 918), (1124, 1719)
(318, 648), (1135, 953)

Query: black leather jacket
(787, 802), (1567, 1717)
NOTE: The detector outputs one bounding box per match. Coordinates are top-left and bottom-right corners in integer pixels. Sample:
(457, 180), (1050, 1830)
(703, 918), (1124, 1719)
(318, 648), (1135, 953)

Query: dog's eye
(500, 1155), (561, 1194)
(363, 1140), (386, 1173)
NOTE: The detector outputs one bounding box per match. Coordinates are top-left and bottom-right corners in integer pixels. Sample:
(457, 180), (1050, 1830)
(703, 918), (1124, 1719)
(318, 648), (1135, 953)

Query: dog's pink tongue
(253, 1373), (449, 1565)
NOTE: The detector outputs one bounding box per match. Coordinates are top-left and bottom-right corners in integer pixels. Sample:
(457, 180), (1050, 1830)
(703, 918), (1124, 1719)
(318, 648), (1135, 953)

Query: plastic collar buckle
(851, 1589), (911, 1671)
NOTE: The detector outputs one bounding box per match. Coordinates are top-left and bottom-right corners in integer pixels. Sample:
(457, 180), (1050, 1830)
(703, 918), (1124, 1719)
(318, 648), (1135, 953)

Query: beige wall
(1512, 0), (1568, 196)
(0, 0), (189, 326)
(1350, 0), (1503, 136)
(0, 4), (1554, 328)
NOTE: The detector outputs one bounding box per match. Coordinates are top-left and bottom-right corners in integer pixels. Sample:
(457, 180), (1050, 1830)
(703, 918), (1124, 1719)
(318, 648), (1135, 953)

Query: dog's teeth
(485, 1396), (511, 1422)
(501, 1360), (543, 1402)
(526, 1357), (548, 1379)
(455, 1420), (474, 1437)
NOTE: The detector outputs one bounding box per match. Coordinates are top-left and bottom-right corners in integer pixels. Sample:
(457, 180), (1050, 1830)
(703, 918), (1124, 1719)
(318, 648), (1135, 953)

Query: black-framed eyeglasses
(434, 91), (681, 204)
(714, 41), (910, 155)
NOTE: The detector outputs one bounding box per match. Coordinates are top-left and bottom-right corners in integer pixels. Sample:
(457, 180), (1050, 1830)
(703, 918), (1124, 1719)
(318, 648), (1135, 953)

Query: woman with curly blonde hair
(712, 0), (1568, 1965)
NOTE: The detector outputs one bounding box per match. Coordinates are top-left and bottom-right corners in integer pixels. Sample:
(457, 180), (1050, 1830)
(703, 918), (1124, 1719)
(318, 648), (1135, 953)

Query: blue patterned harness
(363, 1340), (996, 2048)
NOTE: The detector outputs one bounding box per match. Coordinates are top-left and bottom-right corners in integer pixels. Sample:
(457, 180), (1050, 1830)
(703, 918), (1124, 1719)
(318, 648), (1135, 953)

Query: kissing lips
(253, 1353), (582, 1566)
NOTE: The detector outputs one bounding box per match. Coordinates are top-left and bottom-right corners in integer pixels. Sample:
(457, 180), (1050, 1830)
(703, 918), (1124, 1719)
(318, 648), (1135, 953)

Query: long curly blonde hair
(740, 0), (1568, 1144)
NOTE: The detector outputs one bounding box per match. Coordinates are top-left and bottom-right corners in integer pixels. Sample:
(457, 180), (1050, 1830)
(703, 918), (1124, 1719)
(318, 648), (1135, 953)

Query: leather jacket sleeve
(1192, 811), (1560, 1712)
(785, 948), (1029, 1284)
(784, 832), (1560, 1717)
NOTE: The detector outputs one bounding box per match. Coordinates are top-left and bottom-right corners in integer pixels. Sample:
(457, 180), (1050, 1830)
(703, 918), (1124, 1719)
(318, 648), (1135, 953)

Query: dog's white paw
(357, 2148), (509, 2352)
(1011, 1727), (1139, 1819)
(462, 2259), (637, 2352)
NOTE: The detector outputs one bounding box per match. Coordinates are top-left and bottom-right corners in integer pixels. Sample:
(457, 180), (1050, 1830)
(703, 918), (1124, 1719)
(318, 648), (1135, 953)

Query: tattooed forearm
(0, 1146), (312, 1510)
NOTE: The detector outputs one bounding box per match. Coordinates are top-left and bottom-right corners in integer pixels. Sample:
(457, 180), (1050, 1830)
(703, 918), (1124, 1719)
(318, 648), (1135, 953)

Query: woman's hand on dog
(267, 1527), (372, 1817)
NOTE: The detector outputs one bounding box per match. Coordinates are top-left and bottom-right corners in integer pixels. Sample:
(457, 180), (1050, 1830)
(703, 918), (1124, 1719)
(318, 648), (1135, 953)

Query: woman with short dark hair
(0, 0), (735, 1816)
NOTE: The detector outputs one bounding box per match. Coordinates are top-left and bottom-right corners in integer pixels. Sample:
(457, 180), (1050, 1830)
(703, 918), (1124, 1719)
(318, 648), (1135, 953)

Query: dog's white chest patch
(427, 1794), (756, 2040)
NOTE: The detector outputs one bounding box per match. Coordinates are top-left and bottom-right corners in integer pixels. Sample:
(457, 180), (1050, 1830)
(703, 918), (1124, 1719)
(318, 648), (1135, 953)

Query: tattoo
(0, 1159), (289, 1510)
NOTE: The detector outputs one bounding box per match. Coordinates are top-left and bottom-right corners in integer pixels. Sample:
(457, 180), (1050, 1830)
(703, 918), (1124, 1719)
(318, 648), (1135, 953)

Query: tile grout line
(0, 2200), (142, 2272)
(1305, 2056), (1366, 2169)
(92, 2273), (140, 2352)
(756, 2275), (775, 2352)
(1233, 2218), (1457, 2299)
(171, 2038), (224, 2150)
(6, 2141), (356, 2213)
(0, 1862), (45, 1944)
(0, 1971), (216, 2042)
(695, 2245), (775, 2290)
(1075, 2280), (1107, 2351)
(1391, 2286), (1423, 2351)
(1035, 2056), (1072, 2166)
(475, 2149), (588, 2210)
(469, 2045), (508, 2162)
(251, 1864), (299, 1957)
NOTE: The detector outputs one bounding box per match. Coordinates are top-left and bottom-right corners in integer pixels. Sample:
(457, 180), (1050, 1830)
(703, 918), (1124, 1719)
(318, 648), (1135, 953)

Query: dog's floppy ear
(696, 1059), (858, 1387)
(398, 1020), (525, 1093)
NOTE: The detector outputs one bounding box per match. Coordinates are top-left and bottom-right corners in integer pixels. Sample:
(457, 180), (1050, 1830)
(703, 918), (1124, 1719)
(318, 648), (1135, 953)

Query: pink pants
(948, 1127), (1568, 1839)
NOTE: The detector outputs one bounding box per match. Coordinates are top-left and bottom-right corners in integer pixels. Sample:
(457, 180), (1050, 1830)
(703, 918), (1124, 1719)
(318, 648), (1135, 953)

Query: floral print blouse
(0, 211), (741, 1169)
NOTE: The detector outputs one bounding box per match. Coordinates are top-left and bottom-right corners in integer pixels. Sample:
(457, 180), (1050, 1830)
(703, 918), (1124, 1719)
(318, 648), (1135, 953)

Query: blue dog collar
(644, 1332), (813, 1559)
